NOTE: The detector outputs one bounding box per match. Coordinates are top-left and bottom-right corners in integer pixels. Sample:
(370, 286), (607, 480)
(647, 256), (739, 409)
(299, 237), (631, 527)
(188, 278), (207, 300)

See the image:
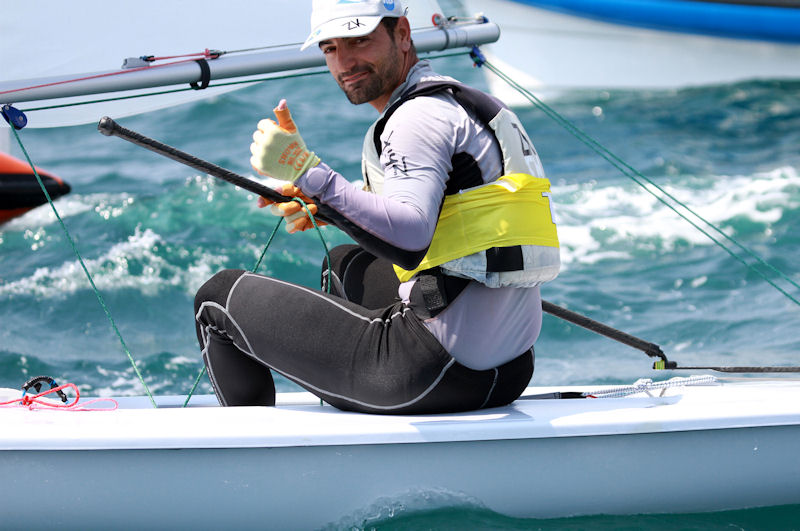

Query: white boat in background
(459, 0), (800, 103)
(2, 378), (800, 528)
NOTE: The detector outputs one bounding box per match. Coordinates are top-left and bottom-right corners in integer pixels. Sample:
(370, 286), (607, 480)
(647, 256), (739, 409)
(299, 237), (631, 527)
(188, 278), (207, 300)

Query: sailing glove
(258, 181), (328, 234)
(250, 100), (320, 182)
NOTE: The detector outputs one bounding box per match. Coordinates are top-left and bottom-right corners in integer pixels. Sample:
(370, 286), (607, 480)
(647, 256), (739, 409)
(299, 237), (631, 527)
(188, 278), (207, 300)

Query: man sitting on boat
(194, 0), (560, 413)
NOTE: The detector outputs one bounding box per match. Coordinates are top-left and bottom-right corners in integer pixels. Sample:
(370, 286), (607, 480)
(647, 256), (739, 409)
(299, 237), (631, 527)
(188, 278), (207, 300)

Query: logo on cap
(343, 18), (366, 31)
(384, 1), (395, 11)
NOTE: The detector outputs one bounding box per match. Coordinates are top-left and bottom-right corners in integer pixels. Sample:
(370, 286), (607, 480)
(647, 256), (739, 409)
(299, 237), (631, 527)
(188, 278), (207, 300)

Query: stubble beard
(338, 43), (403, 105)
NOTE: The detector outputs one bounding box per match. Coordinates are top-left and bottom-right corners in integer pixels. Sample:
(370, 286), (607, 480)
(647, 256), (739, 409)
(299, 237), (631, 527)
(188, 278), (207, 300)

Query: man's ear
(397, 17), (412, 52)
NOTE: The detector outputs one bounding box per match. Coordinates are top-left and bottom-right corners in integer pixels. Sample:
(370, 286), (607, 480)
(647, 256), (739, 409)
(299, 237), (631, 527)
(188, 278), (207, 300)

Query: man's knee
(195, 269), (247, 316)
(321, 244), (361, 295)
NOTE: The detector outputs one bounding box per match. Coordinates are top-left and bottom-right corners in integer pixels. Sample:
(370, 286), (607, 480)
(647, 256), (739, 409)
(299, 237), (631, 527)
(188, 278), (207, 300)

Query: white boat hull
(2, 379), (800, 527)
(3, 425), (799, 529)
(462, 0), (800, 103)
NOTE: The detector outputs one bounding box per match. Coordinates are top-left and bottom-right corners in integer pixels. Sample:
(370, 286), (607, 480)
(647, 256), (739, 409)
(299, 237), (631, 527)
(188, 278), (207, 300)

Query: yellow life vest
(364, 80), (560, 288)
(394, 173), (559, 282)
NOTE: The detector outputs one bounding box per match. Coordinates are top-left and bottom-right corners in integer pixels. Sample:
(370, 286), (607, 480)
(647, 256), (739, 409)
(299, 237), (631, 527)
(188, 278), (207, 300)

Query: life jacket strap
(408, 267), (471, 319)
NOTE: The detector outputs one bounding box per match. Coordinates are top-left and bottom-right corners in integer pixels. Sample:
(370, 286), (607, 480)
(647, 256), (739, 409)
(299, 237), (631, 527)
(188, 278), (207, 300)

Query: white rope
(584, 375), (719, 399)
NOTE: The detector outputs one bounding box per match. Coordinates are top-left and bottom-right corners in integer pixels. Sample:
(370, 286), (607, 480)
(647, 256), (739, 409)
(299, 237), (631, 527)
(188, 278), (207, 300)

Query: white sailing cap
(301, 0), (406, 51)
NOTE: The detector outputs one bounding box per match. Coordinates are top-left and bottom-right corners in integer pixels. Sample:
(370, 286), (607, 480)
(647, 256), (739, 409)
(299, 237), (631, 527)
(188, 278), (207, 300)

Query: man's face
(320, 23), (405, 109)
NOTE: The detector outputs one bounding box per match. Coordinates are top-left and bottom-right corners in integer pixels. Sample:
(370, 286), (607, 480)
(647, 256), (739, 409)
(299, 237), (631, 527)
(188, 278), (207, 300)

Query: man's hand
(250, 100), (321, 182)
(258, 182), (328, 234)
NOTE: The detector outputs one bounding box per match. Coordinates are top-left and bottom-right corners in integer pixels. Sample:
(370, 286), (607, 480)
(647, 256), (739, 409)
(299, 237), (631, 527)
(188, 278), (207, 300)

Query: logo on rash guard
(382, 132), (408, 176)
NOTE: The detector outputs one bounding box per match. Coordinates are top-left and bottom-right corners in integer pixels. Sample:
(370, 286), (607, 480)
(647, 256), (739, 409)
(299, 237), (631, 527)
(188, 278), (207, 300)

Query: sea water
(1, 53), (799, 528)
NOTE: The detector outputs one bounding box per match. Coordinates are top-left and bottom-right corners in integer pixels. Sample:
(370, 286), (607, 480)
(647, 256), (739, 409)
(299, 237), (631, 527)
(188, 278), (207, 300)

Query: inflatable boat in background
(0, 151), (70, 224)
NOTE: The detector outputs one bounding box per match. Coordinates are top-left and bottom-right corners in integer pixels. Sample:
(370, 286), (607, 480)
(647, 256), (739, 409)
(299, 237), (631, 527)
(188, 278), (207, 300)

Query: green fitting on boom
(653, 360), (678, 370)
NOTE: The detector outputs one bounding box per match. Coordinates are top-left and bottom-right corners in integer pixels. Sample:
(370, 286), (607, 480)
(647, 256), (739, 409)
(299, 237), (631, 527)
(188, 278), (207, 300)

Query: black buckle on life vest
(409, 267), (470, 319)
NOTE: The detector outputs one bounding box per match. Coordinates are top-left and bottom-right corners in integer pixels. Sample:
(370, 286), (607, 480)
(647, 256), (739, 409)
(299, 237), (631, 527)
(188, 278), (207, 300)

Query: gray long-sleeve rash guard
(295, 61), (542, 371)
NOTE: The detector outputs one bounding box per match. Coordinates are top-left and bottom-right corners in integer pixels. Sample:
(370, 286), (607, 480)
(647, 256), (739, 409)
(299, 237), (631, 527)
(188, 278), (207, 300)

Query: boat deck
(3, 378), (800, 450)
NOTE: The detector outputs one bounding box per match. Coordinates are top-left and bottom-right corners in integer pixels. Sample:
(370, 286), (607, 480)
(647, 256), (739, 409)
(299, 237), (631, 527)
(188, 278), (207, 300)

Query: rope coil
(0, 382), (118, 411)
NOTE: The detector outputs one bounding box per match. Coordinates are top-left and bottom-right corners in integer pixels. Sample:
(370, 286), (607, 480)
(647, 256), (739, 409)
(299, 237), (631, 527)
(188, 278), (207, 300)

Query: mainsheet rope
(472, 49), (800, 308)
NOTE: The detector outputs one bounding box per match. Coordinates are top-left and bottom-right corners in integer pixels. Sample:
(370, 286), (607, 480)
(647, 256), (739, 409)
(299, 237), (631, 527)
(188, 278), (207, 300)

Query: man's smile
(340, 68), (372, 86)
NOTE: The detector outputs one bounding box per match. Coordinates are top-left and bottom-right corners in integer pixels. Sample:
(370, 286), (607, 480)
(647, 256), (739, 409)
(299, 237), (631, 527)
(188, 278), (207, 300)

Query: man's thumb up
(250, 99), (320, 182)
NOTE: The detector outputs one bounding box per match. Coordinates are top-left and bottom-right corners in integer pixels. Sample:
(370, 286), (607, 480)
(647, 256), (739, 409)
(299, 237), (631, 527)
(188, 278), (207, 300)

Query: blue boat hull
(511, 0), (800, 43)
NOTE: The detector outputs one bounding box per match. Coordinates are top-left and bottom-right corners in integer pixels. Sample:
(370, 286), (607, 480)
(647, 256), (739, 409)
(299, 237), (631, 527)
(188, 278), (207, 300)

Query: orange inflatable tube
(0, 152), (70, 224)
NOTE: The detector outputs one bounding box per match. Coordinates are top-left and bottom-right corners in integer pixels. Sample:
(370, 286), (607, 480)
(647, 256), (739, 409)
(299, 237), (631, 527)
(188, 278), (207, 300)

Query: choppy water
(2, 52), (799, 528)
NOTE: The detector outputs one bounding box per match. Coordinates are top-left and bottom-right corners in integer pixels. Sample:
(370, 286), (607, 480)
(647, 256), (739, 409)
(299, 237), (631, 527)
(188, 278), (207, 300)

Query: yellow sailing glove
(257, 182), (328, 234)
(250, 99), (321, 182)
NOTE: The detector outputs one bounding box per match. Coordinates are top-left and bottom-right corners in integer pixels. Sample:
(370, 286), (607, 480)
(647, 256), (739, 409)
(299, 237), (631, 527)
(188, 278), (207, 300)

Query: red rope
(0, 49), (222, 97)
(0, 383), (118, 411)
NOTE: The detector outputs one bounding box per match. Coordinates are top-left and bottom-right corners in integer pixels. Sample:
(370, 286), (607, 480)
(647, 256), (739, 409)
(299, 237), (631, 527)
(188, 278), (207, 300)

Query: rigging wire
(0, 53), (221, 98)
(5, 126), (158, 407)
(19, 69), (331, 113)
(472, 50), (800, 308)
(471, 48), (800, 373)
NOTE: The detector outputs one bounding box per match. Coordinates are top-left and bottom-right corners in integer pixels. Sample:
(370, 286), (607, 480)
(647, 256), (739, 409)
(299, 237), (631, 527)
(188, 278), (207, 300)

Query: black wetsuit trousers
(194, 245), (534, 414)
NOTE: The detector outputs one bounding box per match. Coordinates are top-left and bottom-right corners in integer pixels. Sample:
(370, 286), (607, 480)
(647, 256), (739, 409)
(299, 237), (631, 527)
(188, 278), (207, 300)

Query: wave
(0, 192), (136, 233)
(554, 165), (799, 265)
(0, 226), (229, 298)
(3, 164), (797, 297)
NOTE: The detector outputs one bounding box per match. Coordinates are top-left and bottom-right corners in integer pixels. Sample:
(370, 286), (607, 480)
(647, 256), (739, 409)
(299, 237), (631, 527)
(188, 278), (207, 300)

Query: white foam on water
(553, 166), (799, 265)
(92, 374), (149, 398)
(0, 226), (229, 298)
(324, 488), (485, 531)
(4, 166), (797, 293)
(1, 192), (135, 230)
(163, 356), (196, 372)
